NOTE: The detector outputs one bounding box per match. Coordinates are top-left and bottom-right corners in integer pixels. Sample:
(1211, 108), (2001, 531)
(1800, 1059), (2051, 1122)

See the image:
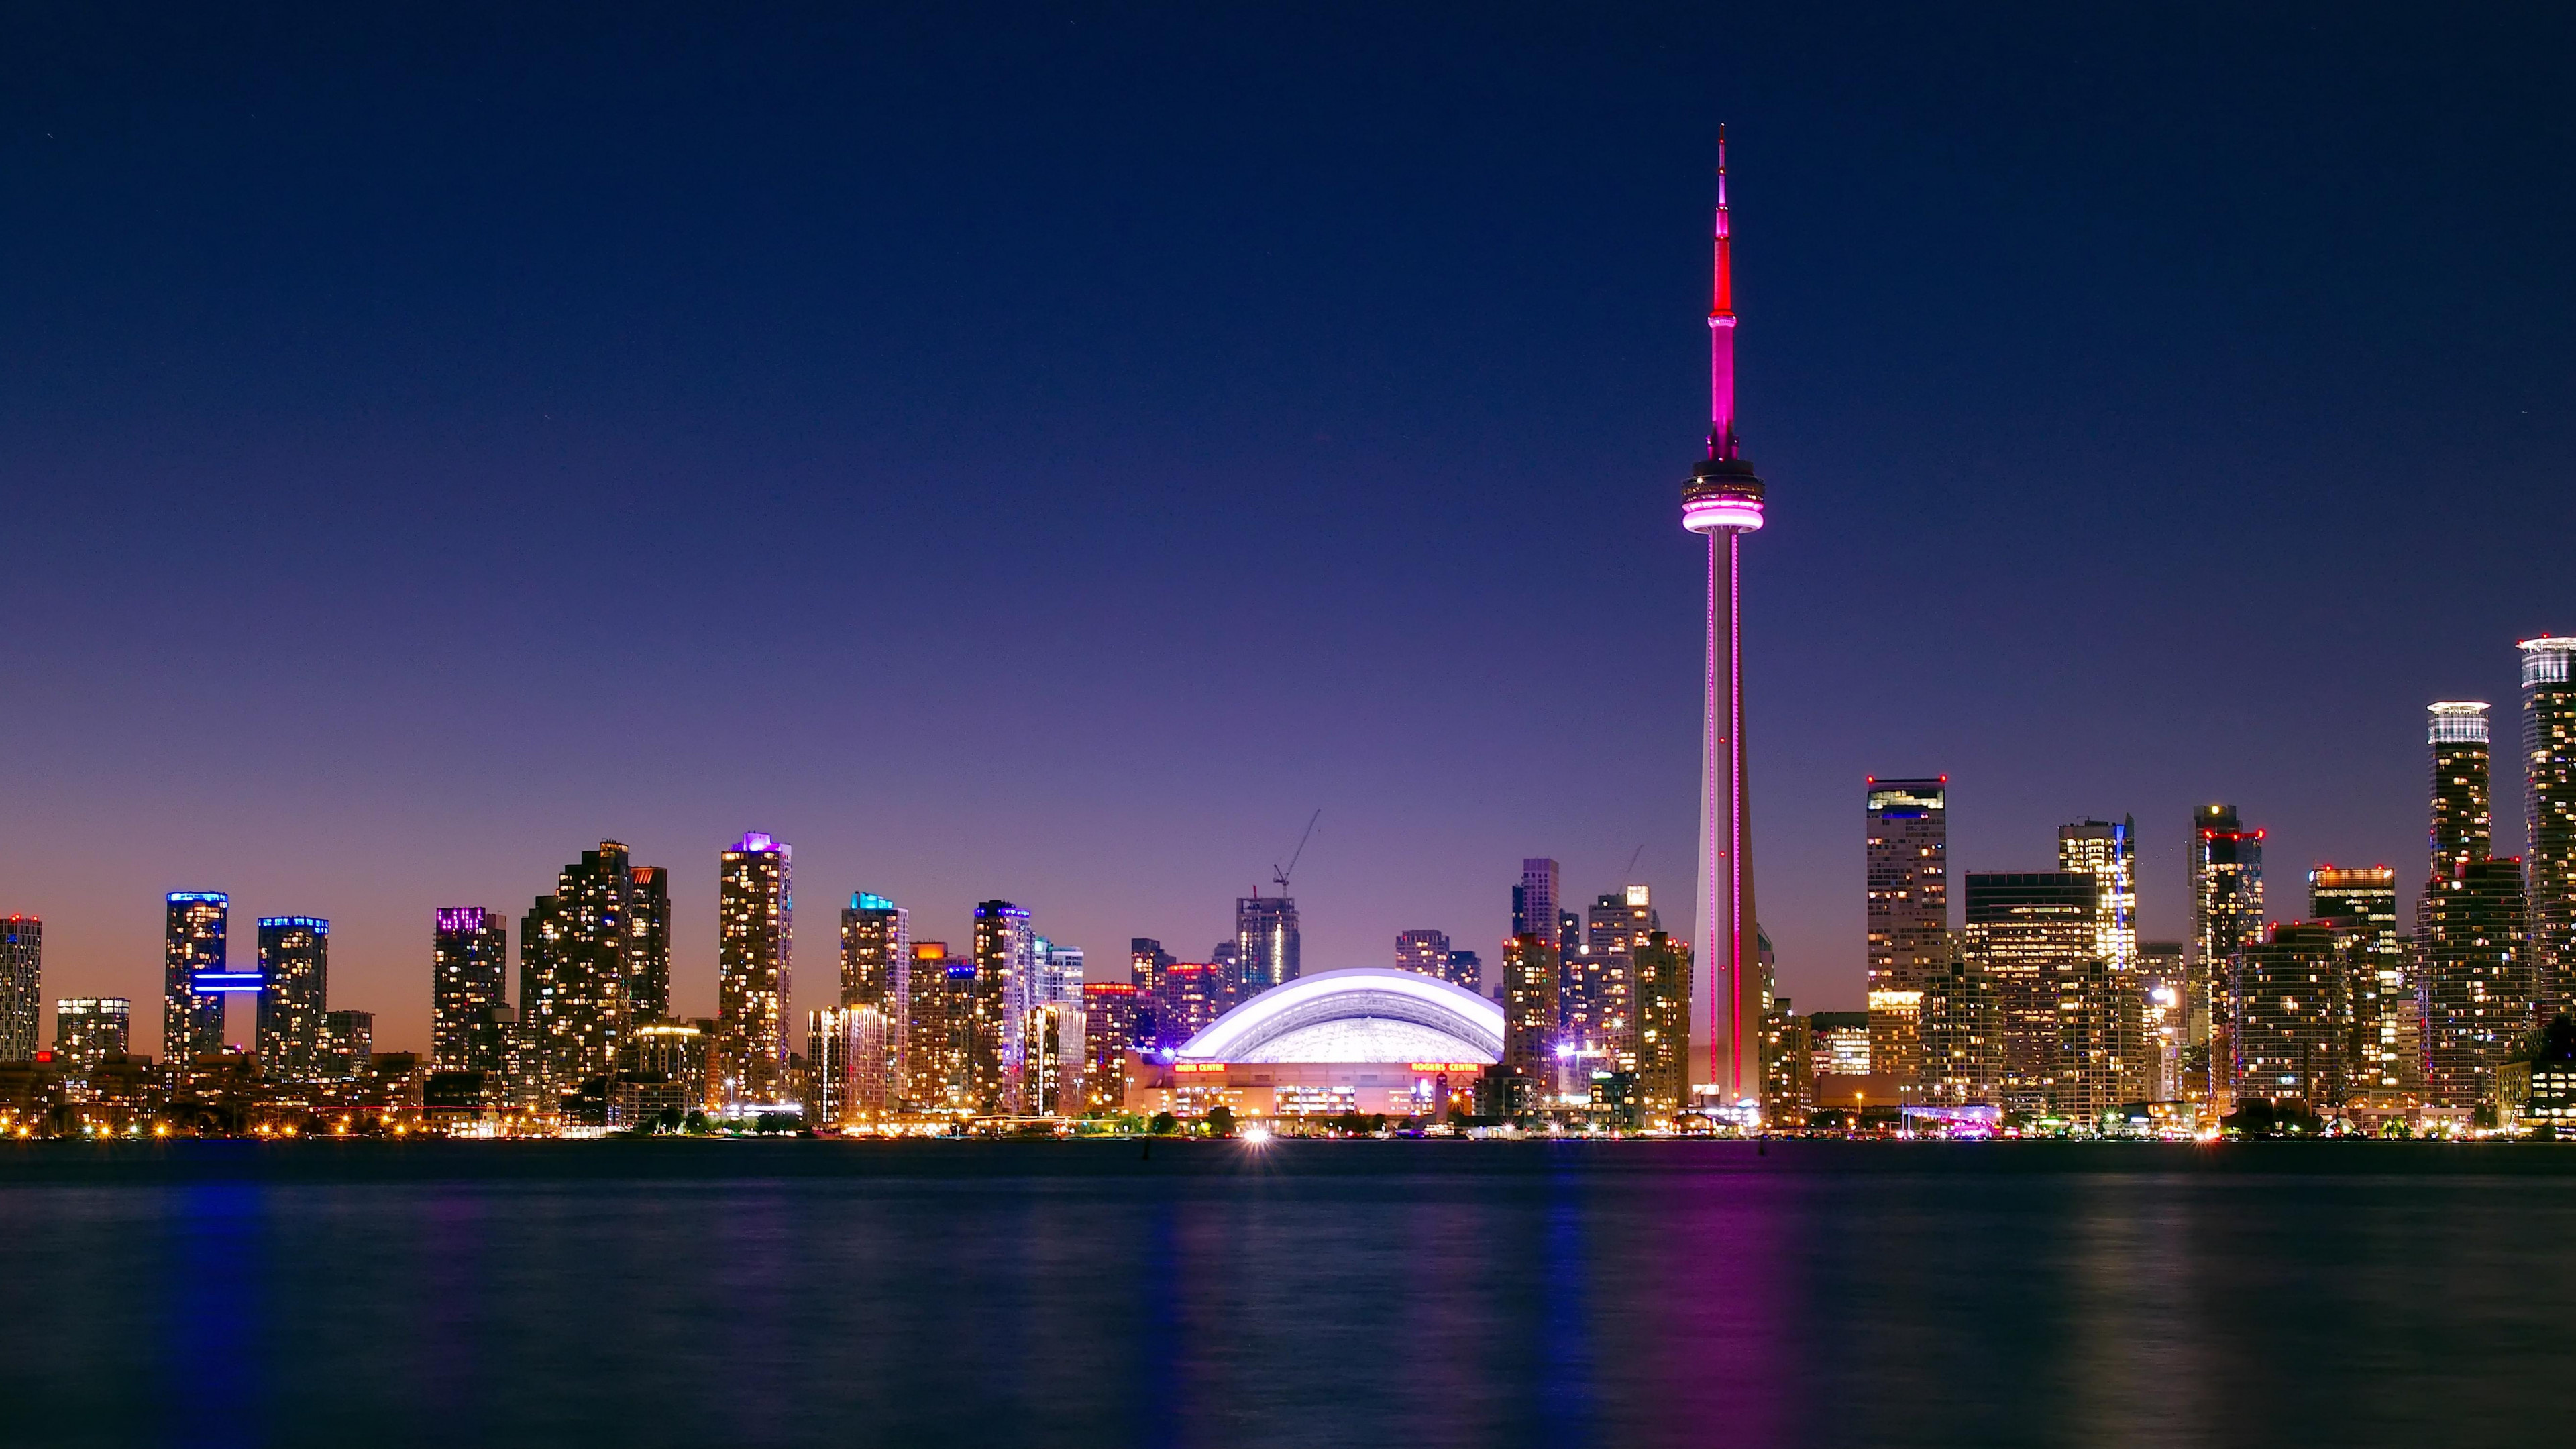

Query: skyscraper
(1395, 929), (1451, 979)
(2139, 940), (2188, 1102)
(716, 832), (794, 1106)
(2059, 818), (2145, 1103)
(1633, 931), (1692, 1125)
(0, 916), (37, 1063)
(973, 900), (1034, 1108)
(1080, 980), (1141, 1112)
(1963, 872), (2103, 1118)
(2422, 857), (2531, 1108)
(1444, 949), (1483, 993)
(901, 941), (967, 1110)
(1920, 936), (2001, 1106)
(2428, 702), (2493, 877)
(841, 892), (909, 1094)
(2521, 637), (2576, 1020)
(1234, 895), (1300, 996)
(519, 841), (655, 1103)
(1500, 934), (1560, 1079)
(433, 906), (509, 1072)
(54, 996), (130, 1072)
(2234, 922), (2343, 1108)
(254, 917), (329, 1081)
(1681, 133), (1769, 1106)
(1575, 886), (1658, 1072)
(323, 1008), (373, 1079)
(2189, 806), (2265, 1108)
(2311, 865), (2406, 1106)
(164, 892), (231, 1065)
(1512, 859), (1560, 942)
(626, 865), (672, 1021)
(1865, 778), (1948, 1091)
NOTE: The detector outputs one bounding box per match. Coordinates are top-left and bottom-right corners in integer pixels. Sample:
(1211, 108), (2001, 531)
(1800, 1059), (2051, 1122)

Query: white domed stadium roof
(1176, 968), (1505, 1065)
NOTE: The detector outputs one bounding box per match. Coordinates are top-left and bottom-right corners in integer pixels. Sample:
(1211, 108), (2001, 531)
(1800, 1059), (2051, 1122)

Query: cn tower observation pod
(1175, 968), (1505, 1066)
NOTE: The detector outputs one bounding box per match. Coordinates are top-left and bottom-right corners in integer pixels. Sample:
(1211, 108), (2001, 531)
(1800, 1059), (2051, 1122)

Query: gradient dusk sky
(5, 5), (2572, 1057)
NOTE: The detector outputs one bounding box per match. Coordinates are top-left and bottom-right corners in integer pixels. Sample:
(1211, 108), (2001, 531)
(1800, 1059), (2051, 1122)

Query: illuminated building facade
(1811, 1012), (1870, 1078)
(1081, 981), (1140, 1112)
(1573, 886), (1658, 1072)
(716, 832), (793, 1106)
(2189, 806), (2265, 1108)
(2059, 818), (2144, 1102)
(2428, 702), (2493, 876)
(432, 906), (509, 1073)
(1680, 133), (1770, 1106)
(1866, 778), (1947, 1089)
(1499, 934), (1559, 1079)
(806, 1005), (892, 1126)
(2523, 637), (2576, 1020)
(1153, 962), (1223, 1049)
(839, 892), (907, 1089)
(1235, 895), (1301, 996)
(1024, 1001), (1077, 1116)
(624, 1020), (709, 1108)
(0, 916), (37, 1063)
(324, 1008), (372, 1078)
(1395, 929), (1450, 979)
(164, 892), (231, 1066)
(2139, 940), (2188, 1101)
(55, 996), (129, 1072)
(2422, 857), (2530, 1108)
(2234, 922), (2344, 1106)
(1759, 996), (1813, 1120)
(626, 865), (672, 1020)
(2310, 866), (2408, 1106)
(1964, 872), (2104, 1117)
(520, 841), (657, 1103)
(253, 917), (329, 1081)
(1444, 949), (1482, 993)
(973, 900), (1034, 1108)
(1920, 941), (2000, 1106)
(1633, 930), (1691, 1122)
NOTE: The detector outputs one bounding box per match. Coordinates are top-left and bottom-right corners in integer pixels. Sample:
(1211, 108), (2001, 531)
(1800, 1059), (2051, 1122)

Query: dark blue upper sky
(5, 3), (2572, 1054)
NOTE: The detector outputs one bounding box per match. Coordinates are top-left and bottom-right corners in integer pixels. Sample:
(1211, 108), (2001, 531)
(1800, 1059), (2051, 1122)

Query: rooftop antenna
(1271, 809), (1322, 896)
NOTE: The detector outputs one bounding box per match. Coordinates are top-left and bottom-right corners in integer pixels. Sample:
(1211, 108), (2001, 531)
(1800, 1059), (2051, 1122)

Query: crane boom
(1271, 809), (1322, 894)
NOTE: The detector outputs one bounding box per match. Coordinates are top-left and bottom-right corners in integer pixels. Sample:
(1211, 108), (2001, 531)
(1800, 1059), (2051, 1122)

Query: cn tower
(1682, 129), (1766, 1108)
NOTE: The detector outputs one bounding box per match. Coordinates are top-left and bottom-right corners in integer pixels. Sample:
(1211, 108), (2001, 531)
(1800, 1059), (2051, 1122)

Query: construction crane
(1270, 809), (1322, 897)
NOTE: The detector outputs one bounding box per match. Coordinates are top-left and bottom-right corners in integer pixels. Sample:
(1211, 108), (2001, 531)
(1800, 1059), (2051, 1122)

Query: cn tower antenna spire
(1708, 125), (1738, 462)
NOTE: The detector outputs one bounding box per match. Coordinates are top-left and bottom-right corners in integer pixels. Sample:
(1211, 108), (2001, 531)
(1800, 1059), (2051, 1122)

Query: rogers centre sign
(1408, 1063), (1485, 1073)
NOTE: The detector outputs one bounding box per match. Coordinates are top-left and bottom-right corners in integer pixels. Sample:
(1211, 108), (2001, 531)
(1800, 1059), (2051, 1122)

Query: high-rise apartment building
(1921, 938), (2000, 1106)
(626, 865), (672, 1021)
(1395, 929), (1451, 979)
(55, 997), (130, 1072)
(1152, 963), (1223, 1049)
(1866, 779), (1948, 1088)
(1081, 981), (1140, 1112)
(2139, 941), (2187, 1102)
(2422, 857), (2531, 1108)
(1128, 938), (1173, 1044)
(1444, 949), (1483, 993)
(2428, 702), (2493, 877)
(840, 892), (908, 1093)
(2189, 806), (2265, 1108)
(324, 1008), (373, 1079)
(432, 906), (509, 1073)
(2311, 866), (2408, 1106)
(2059, 818), (2145, 1103)
(0, 916), (38, 1063)
(2234, 922), (2344, 1107)
(1234, 896), (1300, 996)
(1500, 935), (1560, 1079)
(520, 841), (659, 1103)
(900, 942), (967, 1111)
(1963, 872), (2106, 1118)
(2522, 637), (2576, 1020)
(1633, 931), (1691, 1124)
(164, 892), (231, 1065)
(1038, 942), (1086, 1008)
(973, 901), (1034, 1110)
(716, 833), (794, 1107)
(1572, 887), (1658, 1071)
(252, 917), (329, 1080)
(805, 1005), (892, 1126)
(1758, 995), (1813, 1122)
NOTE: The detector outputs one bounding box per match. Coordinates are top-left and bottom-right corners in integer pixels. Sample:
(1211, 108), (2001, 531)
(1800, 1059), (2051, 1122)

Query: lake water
(0, 1139), (2568, 1448)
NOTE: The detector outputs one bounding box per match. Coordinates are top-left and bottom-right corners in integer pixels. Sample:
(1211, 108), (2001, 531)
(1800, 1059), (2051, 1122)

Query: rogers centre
(1124, 967), (1504, 1120)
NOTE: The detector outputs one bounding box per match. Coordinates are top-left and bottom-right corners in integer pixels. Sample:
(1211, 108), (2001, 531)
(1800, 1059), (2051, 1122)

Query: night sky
(5, 5), (2572, 1057)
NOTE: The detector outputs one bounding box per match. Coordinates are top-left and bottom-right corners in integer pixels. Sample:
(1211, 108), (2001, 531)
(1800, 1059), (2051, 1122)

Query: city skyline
(5, 8), (2574, 1059)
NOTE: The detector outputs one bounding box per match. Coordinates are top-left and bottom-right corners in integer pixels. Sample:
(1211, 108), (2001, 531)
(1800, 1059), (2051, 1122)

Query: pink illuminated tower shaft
(1682, 129), (1765, 1108)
